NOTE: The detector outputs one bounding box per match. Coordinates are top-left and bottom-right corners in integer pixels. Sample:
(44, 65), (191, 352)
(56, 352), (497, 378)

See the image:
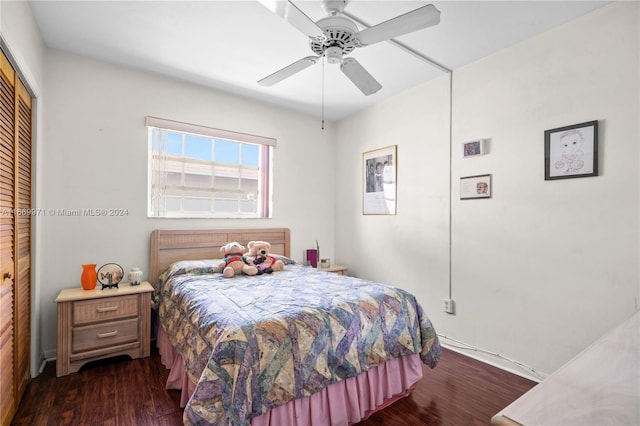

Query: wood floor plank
(11, 347), (535, 425)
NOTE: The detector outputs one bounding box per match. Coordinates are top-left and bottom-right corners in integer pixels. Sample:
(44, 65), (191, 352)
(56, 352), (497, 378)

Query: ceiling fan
(257, 0), (441, 96)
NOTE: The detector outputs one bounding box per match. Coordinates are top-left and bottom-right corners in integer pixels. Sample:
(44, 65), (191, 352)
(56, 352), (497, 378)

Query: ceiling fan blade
(258, 56), (319, 86)
(340, 57), (382, 96)
(257, 0), (325, 39)
(356, 4), (440, 46)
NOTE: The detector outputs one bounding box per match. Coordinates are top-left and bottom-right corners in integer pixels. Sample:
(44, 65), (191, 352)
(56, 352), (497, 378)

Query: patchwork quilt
(156, 261), (441, 425)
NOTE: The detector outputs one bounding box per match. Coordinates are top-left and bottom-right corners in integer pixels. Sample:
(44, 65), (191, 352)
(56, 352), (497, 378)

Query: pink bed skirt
(157, 326), (423, 425)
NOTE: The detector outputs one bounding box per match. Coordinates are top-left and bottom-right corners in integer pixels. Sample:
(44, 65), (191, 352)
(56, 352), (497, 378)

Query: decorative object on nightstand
(306, 249), (318, 267)
(97, 263), (124, 290)
(128, 268), (143, 285)
(80, 264), (97, 290)
(320, 258), (331, 268)
(55, 281), (154, 377)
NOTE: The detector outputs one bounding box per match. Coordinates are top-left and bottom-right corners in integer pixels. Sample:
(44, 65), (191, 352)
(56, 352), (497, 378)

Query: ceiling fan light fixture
(325, 46), (343, 64)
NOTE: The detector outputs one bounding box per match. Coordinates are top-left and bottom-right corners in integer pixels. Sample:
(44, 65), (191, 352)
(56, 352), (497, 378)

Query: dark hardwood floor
(12, 347), (536, 425)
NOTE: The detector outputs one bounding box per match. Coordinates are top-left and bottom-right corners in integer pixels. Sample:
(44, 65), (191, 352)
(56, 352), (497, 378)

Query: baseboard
(38, 357), (47, 374)
(36, 349), (57, 375)
(440, 341), (545, 383)
(43, 349), (56, 362)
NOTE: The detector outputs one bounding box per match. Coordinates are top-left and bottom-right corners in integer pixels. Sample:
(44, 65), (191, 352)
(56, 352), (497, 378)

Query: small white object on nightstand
(128, 267), (143, 285)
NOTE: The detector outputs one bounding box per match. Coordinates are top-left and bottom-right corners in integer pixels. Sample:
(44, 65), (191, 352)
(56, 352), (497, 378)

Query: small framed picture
(462, 139), (485, 157)
(545, 120), (598, 180)
(460, 174), (491, 200)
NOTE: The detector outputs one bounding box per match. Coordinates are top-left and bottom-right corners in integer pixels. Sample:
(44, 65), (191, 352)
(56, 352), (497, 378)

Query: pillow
(153, 259), (223, 310)
(161, 259), (223, 281)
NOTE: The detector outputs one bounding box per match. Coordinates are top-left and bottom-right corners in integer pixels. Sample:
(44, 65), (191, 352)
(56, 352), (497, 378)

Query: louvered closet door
(14, 76), (31, 401)
(0, 49), (31, 426)
(0, 52), (16, 426)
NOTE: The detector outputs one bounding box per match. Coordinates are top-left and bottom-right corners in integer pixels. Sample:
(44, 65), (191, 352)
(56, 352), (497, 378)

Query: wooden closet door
(0, 49), (31, 426)
(14, 75), (31, 402)
(0, 52), (16, 426)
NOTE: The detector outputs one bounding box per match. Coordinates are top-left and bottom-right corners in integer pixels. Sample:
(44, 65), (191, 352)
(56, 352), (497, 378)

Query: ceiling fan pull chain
(321, 56), (325, 130)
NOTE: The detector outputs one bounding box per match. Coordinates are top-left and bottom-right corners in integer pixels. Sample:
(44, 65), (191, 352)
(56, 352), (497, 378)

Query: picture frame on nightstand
(97, 263), (124, 289)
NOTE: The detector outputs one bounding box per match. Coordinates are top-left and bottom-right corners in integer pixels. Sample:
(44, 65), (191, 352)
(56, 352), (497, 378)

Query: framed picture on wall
(462, 139), (485, 157)
(363, 145), (397, 215)
(544, 120), (598, 180)
(460, 174), (492, 199)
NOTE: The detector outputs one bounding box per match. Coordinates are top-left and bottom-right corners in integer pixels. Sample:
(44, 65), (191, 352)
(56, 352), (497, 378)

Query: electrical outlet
(444, 298), (455, 314)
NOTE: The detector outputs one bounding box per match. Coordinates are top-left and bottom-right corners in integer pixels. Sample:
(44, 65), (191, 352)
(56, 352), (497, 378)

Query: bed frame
(149, 228), (290, 286)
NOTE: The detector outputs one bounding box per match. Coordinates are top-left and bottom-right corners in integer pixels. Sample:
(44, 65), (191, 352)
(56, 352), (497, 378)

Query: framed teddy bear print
(544, 120), (598, 180)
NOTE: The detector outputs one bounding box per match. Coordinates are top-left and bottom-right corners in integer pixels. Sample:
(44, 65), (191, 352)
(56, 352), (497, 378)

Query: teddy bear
(244, 241), (285, 274)
(218, 242), (258, 278)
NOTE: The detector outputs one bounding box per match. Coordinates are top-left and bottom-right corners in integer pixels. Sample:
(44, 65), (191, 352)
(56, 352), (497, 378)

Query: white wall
(0, 1), (44, 87)
(334, 76), (452, 337)
(1, 0), (46, 377)
(335, 1), (639, 377)
(39, 50), (336, 355)
(10, 0), (640, 379)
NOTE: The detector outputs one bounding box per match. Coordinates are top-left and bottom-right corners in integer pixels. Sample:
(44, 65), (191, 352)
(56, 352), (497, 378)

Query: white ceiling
(29, 0), (609, 121)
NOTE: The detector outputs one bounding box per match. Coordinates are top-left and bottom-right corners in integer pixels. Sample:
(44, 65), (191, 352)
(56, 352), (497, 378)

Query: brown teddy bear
(218, 242), (258, 278)
(244, 241), (285, 274)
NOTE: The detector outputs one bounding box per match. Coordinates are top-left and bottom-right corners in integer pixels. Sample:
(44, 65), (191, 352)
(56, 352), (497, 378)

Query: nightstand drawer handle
(96, 306), (118, 313)
(96, 330), (118, 339)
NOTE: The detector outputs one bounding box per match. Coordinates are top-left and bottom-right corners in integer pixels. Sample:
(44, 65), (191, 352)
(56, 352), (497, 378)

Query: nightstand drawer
(73, 295), (139, 325)
(72, 318), (139, 353)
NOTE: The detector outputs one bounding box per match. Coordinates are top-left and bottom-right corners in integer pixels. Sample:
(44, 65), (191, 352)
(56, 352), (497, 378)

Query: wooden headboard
(149, 228), (291, 286)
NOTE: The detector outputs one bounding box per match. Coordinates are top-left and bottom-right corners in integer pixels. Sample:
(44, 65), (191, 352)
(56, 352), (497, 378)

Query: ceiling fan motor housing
(310, 16), (358, 61)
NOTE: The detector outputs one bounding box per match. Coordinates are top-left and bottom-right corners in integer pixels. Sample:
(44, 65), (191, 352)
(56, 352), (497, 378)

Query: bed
(149, 228), (441, 425)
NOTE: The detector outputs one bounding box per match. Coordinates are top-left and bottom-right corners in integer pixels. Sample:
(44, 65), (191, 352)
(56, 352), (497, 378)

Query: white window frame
(146, 116), (275, 218)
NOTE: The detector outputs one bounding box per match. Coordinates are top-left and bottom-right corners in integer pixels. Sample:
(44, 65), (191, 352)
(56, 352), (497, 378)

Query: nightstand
(317, 264), (348, 276)
(55, 282), (154, 377)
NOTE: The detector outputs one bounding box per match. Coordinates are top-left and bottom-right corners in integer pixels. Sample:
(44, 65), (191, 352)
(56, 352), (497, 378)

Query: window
(146, 116), (275, 218)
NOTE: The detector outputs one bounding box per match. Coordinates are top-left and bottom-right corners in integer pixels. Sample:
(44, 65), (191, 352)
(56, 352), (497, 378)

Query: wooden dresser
(55, 282), (154, 377)
(492, 311), (639, 425)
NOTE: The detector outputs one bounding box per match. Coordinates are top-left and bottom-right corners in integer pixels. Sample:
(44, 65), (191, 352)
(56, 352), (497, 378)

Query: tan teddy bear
(218, 242), (258, 278)
(244, 241), (285, 274)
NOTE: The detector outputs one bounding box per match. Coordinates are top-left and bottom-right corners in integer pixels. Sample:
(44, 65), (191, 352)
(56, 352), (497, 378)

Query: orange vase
(81, 264), (98, 290)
